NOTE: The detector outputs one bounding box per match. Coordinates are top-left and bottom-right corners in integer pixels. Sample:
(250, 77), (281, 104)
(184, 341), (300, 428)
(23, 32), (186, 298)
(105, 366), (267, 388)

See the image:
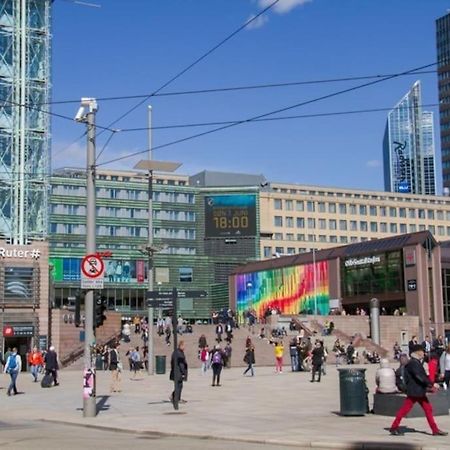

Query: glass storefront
(341, 251), (404, 298)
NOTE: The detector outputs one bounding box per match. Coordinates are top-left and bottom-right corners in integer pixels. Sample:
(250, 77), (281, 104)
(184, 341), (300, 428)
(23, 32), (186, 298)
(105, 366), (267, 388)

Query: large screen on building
(205, 194), (257, 238)
(235, 261), (330, 318)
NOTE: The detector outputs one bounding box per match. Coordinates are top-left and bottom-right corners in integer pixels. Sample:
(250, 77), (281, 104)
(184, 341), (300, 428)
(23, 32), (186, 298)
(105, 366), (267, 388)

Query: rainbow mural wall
(235, 261), (329, 317)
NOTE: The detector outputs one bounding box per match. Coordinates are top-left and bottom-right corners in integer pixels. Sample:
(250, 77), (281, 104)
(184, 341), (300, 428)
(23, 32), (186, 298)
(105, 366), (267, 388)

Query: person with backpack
(390, 344), (447, 436)
(210, 345), (224, 386)
(4, 347), (22, 396)
(28, 347), (44, 382)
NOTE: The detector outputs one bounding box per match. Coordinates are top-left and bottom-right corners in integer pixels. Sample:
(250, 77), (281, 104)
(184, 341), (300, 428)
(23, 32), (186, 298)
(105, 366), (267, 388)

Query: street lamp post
(134, 158), (181, 375)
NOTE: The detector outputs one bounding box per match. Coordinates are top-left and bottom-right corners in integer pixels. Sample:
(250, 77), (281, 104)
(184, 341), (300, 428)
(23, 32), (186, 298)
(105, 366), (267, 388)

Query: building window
(418, 209), (425, 219)
(263, 247), (272, 258)
(339, 203), (347, 214)
(286, 233), (294, 241)
(400, 224), (407, 234)
(349, 204), (357, 215)
(437, 210), (444, 221)
(429, 225), (436, 235)
(408, 208), (416, 219)
(329, 219), (337, 230)
(399, 208), (406, 218)
(275, 247), (284, 255)
(350, 236), (358, 242)
(380, 207), (386, 217)
(319, 219), (326, 230)
(286, 217), (294, 228)
(274, 216), (283, 227)
(179, 267), (193, 282)
(285, 200), (293, 211)
(319, 235), (327, 242)
(350, 220), (357, 231)
(390, 223), (398, 233)
(410, 224), (417, 233)
(297, 234), (305, 241)
(380, 222), (387, 233)
(389, 207), (397, 217)
(330, 235), (338, 243)
(296, 201), (304, 211)
(340, 236), (348, 243)
(329, 203), (336, 213)
(339, 220), (347, 231)
(419, 224), (426, 231)
(427, 210), (435, 220)
(360, 221), (368, 232)
(287, 247), (296, 255)
(307, 218), (316, 229)
(318, 202), (326, 213)
(438, 226), (445, 236)
(274, 199), (282, 210)
(370, 222), (378, 232)
(307, 201), (315, 212)
(296, 218), (305, 228)
(369, 206), (377, 216)
(274, 233), (283, 240)
(359, 205), (367, 215)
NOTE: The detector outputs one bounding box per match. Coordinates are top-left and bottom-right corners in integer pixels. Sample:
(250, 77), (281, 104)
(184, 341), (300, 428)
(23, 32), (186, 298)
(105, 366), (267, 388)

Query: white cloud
(258, 0), (313, 14)
(52, 140), (86, 169)
(366, 159), (381, 168)
(246, 13), (269, 29)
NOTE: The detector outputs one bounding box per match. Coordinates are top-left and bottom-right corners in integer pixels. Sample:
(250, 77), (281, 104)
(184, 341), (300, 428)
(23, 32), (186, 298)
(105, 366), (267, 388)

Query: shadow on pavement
(96, 395), (111, 414)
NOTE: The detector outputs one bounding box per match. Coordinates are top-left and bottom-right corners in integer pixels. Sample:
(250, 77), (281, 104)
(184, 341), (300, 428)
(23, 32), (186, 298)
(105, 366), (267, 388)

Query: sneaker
(390, 428), (404, 436)
(433, 430), (448, 436)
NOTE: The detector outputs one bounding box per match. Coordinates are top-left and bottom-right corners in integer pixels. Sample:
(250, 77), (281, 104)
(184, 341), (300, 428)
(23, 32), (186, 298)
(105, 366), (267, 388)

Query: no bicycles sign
(81, 254), (104, 289)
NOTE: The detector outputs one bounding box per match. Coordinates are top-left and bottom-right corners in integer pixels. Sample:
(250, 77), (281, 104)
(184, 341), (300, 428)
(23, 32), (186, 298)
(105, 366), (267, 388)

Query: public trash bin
(338, 368), (367, 416)
(155, 355), (166, 374)
(95, 354), (103, 370)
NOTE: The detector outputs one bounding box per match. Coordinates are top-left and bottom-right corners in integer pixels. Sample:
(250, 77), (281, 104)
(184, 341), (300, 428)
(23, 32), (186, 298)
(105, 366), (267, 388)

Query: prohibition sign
(81, 254), (104, 279)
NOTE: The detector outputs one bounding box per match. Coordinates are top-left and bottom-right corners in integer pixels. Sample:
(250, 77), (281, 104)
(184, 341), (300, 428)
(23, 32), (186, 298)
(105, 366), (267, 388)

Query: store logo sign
(344, 256), (381, 268)
(0, 247), (41, 259)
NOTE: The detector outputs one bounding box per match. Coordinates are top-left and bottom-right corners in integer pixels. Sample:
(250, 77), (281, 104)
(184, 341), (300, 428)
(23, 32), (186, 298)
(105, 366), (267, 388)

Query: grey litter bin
(155, 355), (166, 374)
(338, 368), (367, 416)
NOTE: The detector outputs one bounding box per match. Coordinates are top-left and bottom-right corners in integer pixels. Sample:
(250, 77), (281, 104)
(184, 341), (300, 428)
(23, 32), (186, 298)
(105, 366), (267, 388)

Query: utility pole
(76, 97), (98, 418)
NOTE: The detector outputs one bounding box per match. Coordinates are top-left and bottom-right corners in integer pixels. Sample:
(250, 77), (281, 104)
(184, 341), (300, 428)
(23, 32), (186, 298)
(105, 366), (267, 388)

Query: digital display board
(205, 194), (256, 238)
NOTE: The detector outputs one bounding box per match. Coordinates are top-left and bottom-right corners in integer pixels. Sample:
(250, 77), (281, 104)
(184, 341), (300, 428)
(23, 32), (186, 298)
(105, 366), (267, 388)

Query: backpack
(212, 351), (222, 365)
(8, 355), (17, 371)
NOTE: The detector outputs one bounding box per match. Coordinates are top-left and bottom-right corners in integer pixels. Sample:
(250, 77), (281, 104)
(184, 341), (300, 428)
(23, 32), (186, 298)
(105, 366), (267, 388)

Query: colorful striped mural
(236, 261), (329, 318)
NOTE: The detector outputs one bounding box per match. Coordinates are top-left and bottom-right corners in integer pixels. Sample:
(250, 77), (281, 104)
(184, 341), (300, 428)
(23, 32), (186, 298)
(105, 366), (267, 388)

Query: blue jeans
(31, 365), (40, 381)
(290, 355), (299, 371)
(7, 370), (18, 395)
(243, 363), (254, 376)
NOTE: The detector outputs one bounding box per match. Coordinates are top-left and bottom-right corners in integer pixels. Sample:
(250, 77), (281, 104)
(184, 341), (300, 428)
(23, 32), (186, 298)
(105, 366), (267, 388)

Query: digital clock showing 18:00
(205, 194), (256, 238)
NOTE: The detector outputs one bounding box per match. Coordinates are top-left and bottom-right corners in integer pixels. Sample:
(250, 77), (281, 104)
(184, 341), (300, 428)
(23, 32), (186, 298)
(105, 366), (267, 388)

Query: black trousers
(212, 363), (222, 385)
(46, 369), (58, 384)
(171, 379), (183, 403)
(311, 364), (322, 382)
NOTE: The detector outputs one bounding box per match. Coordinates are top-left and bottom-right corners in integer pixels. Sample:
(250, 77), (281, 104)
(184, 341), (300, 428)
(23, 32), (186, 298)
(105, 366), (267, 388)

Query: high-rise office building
(383, 81), (436, 196)
(436, 12), (450, 190)
(0, 1), (52, 244)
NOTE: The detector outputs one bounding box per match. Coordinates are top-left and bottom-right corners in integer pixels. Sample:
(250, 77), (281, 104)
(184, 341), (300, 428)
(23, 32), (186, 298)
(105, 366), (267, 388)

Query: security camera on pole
(75, 97), (99, 418)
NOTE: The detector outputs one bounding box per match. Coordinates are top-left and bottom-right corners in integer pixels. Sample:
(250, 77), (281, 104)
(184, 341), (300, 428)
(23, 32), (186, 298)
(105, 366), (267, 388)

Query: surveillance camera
(74, 106), (86, 122)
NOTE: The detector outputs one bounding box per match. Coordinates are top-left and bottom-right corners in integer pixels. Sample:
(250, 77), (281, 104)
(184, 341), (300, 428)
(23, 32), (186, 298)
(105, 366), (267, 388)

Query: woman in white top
(439, 344), (450, 387)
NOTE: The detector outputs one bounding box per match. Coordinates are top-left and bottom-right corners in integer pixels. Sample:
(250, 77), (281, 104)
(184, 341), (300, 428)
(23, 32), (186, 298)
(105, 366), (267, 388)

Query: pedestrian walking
(165, 326), (172, 346)
(273, 341), (284, 373)
(44, 346), (59, 386)
(28, 347), (44, 382)
(215, 323), (223, 343)
(4, 347), (22, 396)
(170, 340), (188, 408)
(390, 344), (447, 436)
(310, 341), (324, 383)
(289, 338), (299, 372)
(109, 344), (121, 393)
(210, 345), (224, 386)
(439, 344), (450, 388)
(224, 342), (232, 368)
(200, 346), (209, 375)
(243, 344), (255, 376)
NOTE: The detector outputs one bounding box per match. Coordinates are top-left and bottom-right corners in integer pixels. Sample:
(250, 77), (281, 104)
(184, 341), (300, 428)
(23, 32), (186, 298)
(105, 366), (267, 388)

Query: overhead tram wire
(116, 102), (444, 132)
(97, 61), (438, 167)
(96, 0), (281, 134)
(44, 70), (437, 105)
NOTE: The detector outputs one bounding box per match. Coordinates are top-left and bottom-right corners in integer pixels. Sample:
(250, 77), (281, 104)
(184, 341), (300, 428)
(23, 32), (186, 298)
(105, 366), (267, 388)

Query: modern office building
(0, 1), (52, 243)
(383, 81), (436, 196)
(259, 181), (450, 258)
(49, 168), (261, 319)
(436, 12), (450, 190)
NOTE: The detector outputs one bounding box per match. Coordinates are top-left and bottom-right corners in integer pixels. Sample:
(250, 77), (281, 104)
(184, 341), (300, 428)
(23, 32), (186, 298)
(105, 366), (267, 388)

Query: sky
(51, 0), (448, 193)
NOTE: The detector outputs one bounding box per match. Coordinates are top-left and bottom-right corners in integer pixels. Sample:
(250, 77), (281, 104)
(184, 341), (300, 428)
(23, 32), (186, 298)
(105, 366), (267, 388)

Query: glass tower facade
(436, 13), (450, 190)
(383, 81), (436, 196)
(0, 0), (51, 244)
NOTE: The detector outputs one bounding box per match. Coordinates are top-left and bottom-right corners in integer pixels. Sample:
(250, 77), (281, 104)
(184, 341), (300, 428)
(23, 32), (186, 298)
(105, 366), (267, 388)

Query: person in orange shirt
(28, 347), (44, 382)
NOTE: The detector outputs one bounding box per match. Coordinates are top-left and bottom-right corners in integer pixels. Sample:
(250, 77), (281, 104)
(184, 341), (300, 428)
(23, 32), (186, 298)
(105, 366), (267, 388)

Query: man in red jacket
(28, 347), (44, 382)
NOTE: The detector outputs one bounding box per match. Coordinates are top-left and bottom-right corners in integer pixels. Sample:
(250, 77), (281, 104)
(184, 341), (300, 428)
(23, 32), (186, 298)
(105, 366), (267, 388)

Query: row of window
(50, 242), (196, 254)
(50, 224), (196, 239)
(273, 199), (450, 220)
(271, 222), (449, 241)
(52, 185), (195, 204)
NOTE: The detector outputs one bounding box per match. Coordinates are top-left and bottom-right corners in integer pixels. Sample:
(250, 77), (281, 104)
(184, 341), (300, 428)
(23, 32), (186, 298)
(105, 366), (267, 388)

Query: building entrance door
(3, 337), (31, 372)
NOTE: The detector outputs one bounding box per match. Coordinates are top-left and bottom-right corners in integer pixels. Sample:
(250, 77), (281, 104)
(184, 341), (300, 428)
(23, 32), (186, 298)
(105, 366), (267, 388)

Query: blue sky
(52, 0), (447, 192)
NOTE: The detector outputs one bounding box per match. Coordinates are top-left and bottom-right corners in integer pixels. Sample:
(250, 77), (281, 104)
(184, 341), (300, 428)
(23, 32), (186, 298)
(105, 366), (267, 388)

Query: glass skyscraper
(436, 12), (450, 190)
(383, 81), (436, 196)
(0, 1), (51, 244)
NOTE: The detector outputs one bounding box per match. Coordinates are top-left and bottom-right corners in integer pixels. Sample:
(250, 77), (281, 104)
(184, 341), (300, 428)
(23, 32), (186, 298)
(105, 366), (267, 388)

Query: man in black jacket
(390, 344), (447, 436)
(170, 340), (188, 409)
(44, 346), (59, 386)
